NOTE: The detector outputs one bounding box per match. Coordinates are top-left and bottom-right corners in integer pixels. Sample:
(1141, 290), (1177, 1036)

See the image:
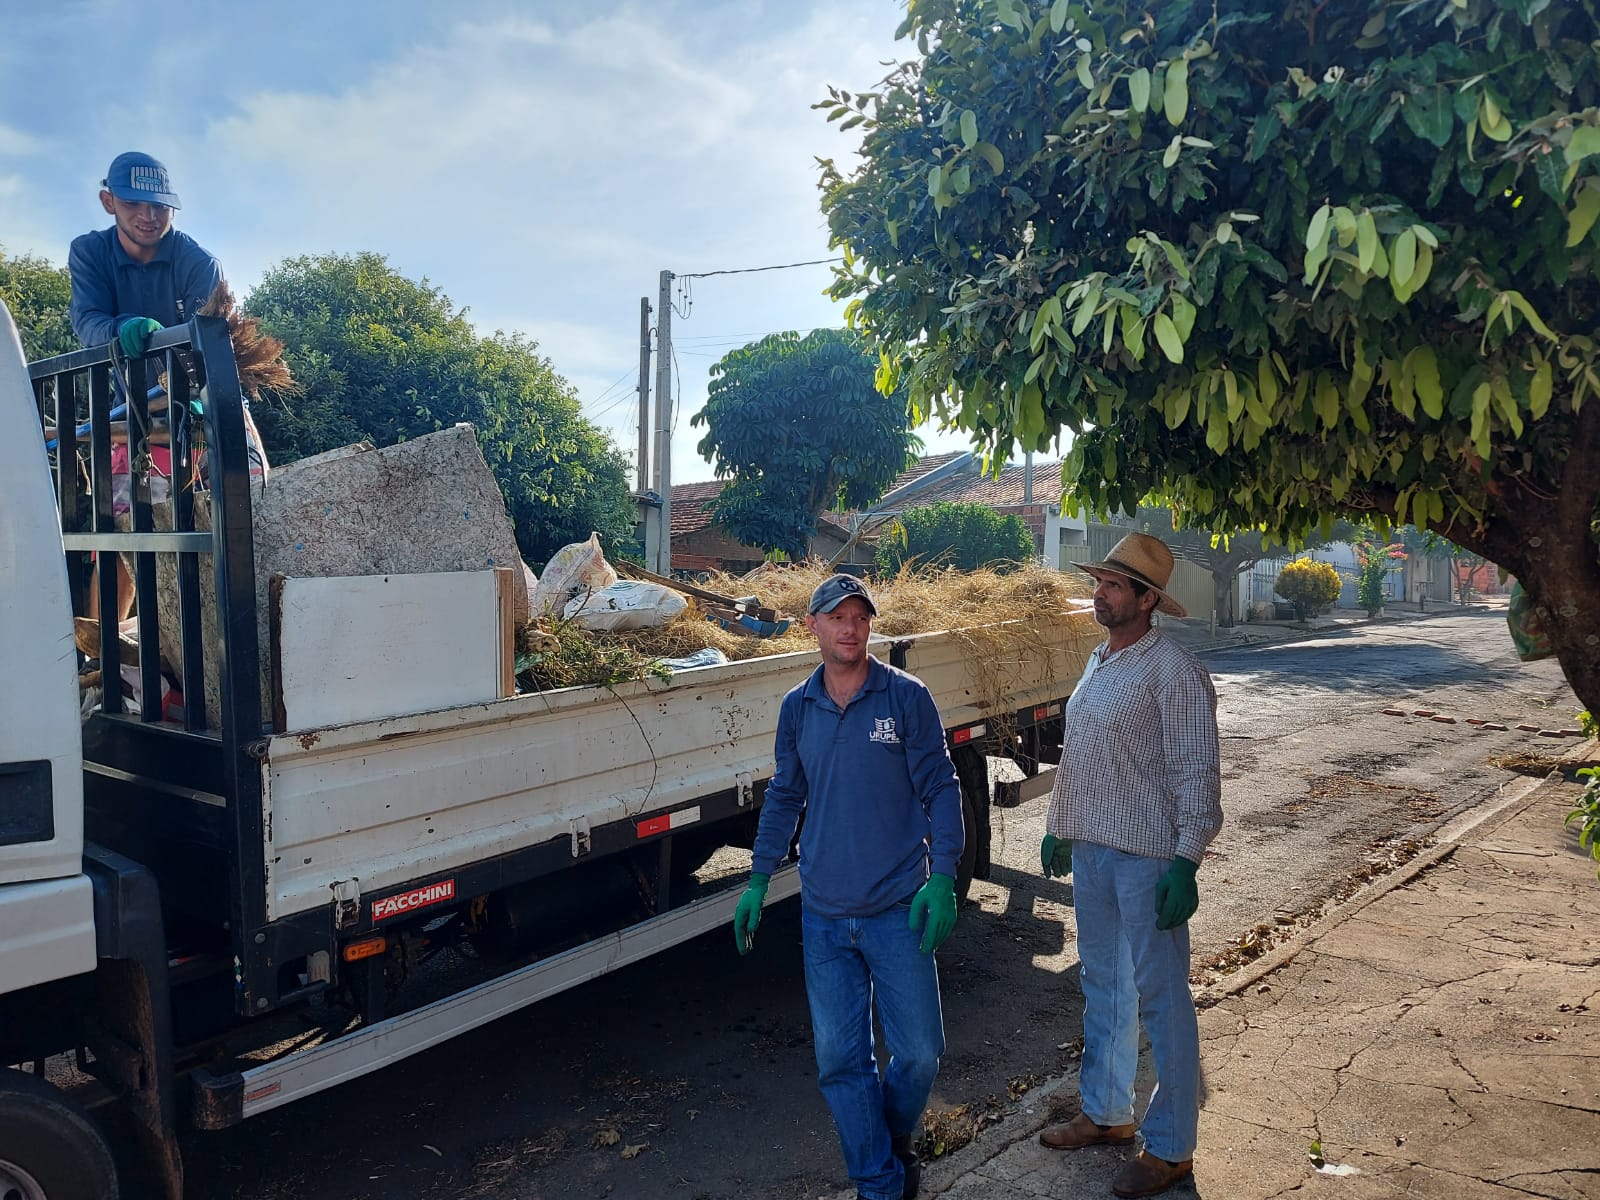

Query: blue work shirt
(67, 226), (224, 348)
(752, 655), (964, 918)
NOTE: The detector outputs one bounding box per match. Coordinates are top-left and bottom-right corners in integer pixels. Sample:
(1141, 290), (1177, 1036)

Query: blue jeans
(1073, 842), (1201, 1162)
(802, 899), (946, 1200)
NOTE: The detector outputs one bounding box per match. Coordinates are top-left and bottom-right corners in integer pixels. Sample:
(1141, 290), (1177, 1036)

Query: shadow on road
(1210, 628), (1527, 693)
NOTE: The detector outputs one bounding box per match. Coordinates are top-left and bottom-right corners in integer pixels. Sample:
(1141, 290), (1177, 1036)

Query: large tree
(691, 328), (918, 560)
(0, 245), (75, 360)
(820, 0), (1600, 711)
(246, 252), (634, 564)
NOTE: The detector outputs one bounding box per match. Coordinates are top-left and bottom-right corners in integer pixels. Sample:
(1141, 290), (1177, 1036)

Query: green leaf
(1077, 53), (1094, 91)
(1412, 346), (1444, 419)
(1153, 311), (1184, 363)
(1303, 203), (1332, 285)
(1163, 135), (1182, 169)
(1050, 0), (1069, 34)
(1224, 369), (1243, 421)
(1313, 374), (1340, 430)
(1530, 359), (1553, 419)
(1391, 228), (1418, 290)
(1567, 180), (1600, 247)
(1170, 294), (1197, 340)
(1566, 125), (1600, 167)
(1357, 211), (1379, 272)
(1504, 290), (1559, 341)
(974, 141), (1006, 175)
(1130, 68), (1151, 114)
(1257, 355), (1279, 410)
(1470, 381), (1493, 460)
(1164, 57), (1189, 127)
(960, 109), (978, 148)
(1206, 403), (1229, 452)
(927, 165), (943, 197)
(1072, 282), (1103, 336)
(1390, 356), (1416, 420)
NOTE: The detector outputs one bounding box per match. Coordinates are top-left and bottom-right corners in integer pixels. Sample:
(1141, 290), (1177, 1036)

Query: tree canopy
(246, 252), (634, 565)
(691, 328), (918, 560)
(875, 500), (1037, 575)
(0, 245), (75, 361)
(820, 0), (1600, 710)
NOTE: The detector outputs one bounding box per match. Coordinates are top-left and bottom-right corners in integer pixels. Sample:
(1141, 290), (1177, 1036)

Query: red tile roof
(668, 479), (727, 536)
(906, 459), (1063, 508)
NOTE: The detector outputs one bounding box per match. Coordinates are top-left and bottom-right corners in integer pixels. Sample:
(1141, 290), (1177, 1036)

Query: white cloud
(4, 0), (976, 480)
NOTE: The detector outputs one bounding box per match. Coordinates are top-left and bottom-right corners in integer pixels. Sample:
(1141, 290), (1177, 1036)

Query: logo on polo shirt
(869, 716), (900, 744)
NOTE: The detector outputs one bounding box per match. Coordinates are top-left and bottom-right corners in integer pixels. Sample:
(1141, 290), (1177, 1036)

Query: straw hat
(1073, 532), (1188, 618)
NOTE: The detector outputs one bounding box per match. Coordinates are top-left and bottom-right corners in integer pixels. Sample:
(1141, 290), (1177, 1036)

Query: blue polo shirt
(752, 655), (964, 918)
(67, 226), (224, 348)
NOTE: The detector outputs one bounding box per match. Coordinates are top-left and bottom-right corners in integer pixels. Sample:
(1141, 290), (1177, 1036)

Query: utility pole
(637, 297), (660, 571)
(653, 270), (674, 576)
(636, 298), (651, 493)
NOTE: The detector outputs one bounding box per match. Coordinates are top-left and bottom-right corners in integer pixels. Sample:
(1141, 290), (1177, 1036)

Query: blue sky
(1, 0), (980, 485)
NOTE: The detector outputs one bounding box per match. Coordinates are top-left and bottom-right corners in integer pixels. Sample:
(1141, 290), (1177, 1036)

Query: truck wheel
(0, 1072), (119, 1200)
(951, 748), (989, 903)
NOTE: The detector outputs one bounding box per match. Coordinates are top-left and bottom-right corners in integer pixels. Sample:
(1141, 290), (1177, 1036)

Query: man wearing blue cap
(68, 151), (224, 355)
(733, 573), (963, 1200)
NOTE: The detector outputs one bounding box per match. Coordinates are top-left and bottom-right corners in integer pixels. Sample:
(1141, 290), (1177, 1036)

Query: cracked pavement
(911, 768), (1600, 1200)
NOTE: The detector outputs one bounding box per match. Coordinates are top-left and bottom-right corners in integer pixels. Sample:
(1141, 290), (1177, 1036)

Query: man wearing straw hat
(733, 573), (963, 1200)
(1036, 532), (1222, 1198)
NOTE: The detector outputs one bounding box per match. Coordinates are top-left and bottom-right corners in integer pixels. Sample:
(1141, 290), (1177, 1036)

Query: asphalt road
(179, 608), (1578, 1200)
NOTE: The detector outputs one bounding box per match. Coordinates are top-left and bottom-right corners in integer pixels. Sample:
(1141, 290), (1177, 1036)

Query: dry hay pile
(518, 561), (1093, 701)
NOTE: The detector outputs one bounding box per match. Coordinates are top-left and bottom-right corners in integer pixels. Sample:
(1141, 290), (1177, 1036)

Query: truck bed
(262, 607), (1096, 921)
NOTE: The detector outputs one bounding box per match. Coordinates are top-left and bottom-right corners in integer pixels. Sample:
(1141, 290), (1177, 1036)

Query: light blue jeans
(802, 899), (945, 1200)
(1073, 842), (1201, 1162)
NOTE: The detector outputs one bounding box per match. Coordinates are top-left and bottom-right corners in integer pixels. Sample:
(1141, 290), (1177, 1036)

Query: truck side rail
(30, 324), (269, 1005)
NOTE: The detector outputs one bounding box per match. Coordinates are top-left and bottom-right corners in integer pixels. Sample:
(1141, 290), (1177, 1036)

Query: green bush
(875, 502), (1037, 576)
(1353, 534), (1407, 618)
(1274, 558), (1342, 622)
(1567, 767), (1600, 882)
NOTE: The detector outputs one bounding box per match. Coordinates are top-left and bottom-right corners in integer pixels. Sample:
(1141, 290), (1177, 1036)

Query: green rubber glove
(733, 871), (771, 955)
(908, 872), (957, 954)
(1040, 834), (1073, 878)
(117, 317), (163, 356)
(1154, 856), (1200, 930)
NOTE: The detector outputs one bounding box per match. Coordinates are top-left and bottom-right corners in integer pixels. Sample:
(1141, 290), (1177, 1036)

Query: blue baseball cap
(102, 151), (181, 209)
(809, 573), (877, 616)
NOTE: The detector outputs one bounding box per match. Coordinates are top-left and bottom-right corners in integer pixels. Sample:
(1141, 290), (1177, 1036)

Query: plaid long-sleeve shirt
(1046, 627), (1222, 863)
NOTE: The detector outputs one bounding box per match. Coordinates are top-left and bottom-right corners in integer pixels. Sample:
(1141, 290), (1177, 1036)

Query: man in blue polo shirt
(68, 151), (223, 355)
(734, 573), (963, 1200)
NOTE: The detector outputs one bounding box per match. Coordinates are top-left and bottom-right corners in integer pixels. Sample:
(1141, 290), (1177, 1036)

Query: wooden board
(272, 569), (514, 732)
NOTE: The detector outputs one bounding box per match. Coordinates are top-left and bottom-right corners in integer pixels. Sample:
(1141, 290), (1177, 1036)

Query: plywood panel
(274, 570), (512, 732)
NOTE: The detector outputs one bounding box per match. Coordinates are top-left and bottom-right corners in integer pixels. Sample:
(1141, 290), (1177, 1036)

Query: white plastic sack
(563, 580), (687, 632)
(532, 533), (618, 617)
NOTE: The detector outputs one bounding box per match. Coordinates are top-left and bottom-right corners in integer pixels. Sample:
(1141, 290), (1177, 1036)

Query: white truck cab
(0, 300), (96, 995)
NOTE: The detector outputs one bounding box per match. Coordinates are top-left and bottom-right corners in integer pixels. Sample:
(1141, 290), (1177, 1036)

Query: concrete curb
(897, 739), (1596, 1198)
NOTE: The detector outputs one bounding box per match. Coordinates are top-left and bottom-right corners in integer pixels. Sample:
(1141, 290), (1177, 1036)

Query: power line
(678, 257), (843, 280)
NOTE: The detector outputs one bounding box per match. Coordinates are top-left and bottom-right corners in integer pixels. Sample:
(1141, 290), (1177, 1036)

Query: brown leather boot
(1111, 1150), (1194, 1197)
(1037, 1110), (1137, 1150)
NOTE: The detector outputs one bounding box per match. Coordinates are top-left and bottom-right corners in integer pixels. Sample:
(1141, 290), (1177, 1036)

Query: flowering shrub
(1274, 558), (1342, 622)
(1353, 535), (1407, 617)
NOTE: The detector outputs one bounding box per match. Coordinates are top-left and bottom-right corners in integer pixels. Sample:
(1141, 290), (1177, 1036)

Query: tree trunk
(1420, 400), (1600, 717)
(1212, 568), (1234, 627)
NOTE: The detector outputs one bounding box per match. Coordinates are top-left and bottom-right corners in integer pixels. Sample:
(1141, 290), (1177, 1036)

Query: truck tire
(951, 747), (990, 903)
(0, 1071), (119, 1200)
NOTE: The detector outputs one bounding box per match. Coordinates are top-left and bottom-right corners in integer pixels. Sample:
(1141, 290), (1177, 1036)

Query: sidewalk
(907, 756), (1600, 1199)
